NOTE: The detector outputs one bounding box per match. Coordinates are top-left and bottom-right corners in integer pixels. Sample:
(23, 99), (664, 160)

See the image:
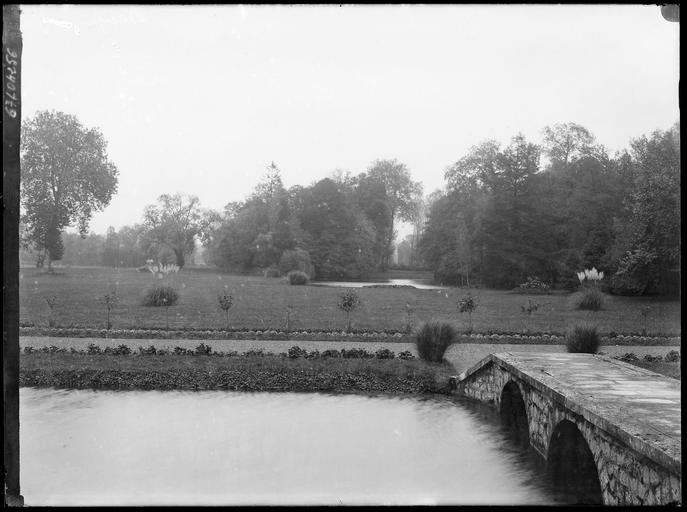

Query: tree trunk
(173, 247), (185, 269)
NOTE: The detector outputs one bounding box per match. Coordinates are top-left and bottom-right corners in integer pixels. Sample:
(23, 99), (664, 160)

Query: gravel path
(19, 336), (680, 376)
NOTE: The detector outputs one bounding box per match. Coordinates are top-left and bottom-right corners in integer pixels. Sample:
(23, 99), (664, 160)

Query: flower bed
(18, 325), (680, 346)
(19, 350), (454, 394)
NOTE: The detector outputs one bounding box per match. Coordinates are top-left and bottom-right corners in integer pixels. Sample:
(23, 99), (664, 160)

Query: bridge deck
(456, 352), (681, 474)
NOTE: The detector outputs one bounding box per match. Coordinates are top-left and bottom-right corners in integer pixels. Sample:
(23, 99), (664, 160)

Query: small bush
(398, 350), (414, 360)
(572, 287), (604, 311)
(618, 352), (639, 362)
(111, 344), (131, 356)
(517, 276), (550, 293)
(415, 321), (457, 362)
(565, 324), (600, 354)
(287, 270), (309, 285)
(142, 285), (179, 307)
(174, 346), (190, 356)
(138, 345), (157, 355)
(86, 343), (102, 355)
(643, 354), (662, 362)
(375, 348), (395, 360)
(288, 346), (307, 359)
(341, 348), (373, 359)
(23, 346), (34, 354)
(665, 350), (681, 362)
(263, 267), (281, 278)
(194, 343), (212, 355)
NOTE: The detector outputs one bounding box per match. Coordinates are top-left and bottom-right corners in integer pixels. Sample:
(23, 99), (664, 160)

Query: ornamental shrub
(572, 287), (604, 311)
(278, 248), (315, 279)
(517, 276), (550, 293)
(565, 324), (600, 354)
(415, 321), (457, 362)
(375, 348), (395, 359)
(665, 350), (681, 362)
(195, 343), (212, 355)
(287, 270), (309, 285)
(288, 346), (307, 359)
(142, 285), (179, 307)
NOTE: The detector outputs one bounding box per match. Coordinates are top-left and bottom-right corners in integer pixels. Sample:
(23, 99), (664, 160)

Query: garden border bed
(19, 326), (680, 346)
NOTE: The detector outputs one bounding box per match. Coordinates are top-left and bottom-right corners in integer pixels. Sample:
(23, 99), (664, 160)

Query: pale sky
(19, 4), (679, 237)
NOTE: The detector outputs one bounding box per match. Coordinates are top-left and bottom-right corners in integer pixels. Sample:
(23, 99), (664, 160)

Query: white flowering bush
(573, 268), (605, 311)
(577, 267), (604, 287)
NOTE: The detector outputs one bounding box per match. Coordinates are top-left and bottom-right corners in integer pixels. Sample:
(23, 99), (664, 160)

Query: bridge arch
(499, 380), (529, 448)
(547, 419), (603, 504)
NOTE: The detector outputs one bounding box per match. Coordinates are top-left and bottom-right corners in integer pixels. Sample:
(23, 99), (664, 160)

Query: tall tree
(541, 122), (601, 169)
(366, 159), (423, 269)
(20, 110), (119, 270)
(142, 193), (204, 268)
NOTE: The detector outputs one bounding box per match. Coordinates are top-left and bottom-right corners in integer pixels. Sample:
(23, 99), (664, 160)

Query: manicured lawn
(19, 266), (681, 335)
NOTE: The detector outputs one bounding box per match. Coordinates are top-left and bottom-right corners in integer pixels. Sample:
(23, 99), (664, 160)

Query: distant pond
(311, 278), (447, 290)
(20, 388), (570, 506)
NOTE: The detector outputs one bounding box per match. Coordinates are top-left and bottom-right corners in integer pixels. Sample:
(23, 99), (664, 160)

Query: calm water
(311, 278), (447, 290)
(20, 388), (567, 506)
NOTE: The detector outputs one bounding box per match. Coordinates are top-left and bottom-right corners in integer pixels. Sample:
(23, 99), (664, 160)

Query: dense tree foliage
(141, 193), (205, 268)
(20, 110), (119, 270)
(419, 122), (680, 296)
(204, 160), (418, 279)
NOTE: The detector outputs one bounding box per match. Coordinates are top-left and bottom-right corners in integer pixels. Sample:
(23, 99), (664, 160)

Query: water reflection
(311, 279), (447, 290)
(20, 388), (567, 506)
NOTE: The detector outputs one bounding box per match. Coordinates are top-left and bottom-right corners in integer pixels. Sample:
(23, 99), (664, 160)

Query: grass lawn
(19, 266), (681, 336)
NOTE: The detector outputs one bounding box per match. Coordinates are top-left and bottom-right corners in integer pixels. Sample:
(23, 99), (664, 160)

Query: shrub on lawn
(398, 350), (415, 360)
(337, 290), (361, 332)
(375, 348), (395, 359)
(288, 346), (307, 359)
(415, 321), (457, 362)
(565, 324), (600, 354)
(665, 350), (680, 362)
(86, 343), (102, 355)
(287, 270), (309, 285)
(142, 285), (179, 307)
(572, 287), (604, 311)
(279, 248), (315, 279)
(195, 343), (212, 355)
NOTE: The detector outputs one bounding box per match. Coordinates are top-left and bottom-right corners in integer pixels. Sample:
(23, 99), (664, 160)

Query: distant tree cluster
(203, 160), (423, 279)
(419, 122), (680, 296)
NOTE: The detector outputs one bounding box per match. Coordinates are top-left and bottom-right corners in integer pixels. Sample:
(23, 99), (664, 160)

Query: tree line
(418, 122), (680, 296)
(20, 110), (679, 296)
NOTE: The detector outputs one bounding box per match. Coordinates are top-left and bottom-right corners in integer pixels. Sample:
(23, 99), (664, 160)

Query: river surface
(311, 278), (447, 290)
(20, 388), (569, 506)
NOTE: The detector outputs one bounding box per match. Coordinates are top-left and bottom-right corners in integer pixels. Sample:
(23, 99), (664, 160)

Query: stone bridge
(453, 352), (681, 505)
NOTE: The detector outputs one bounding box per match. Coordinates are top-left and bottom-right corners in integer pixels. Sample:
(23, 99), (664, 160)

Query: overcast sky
(20, 4), (679, 237)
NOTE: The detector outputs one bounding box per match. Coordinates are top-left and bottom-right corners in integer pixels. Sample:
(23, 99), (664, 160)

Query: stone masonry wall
(456, 360), (682, 505)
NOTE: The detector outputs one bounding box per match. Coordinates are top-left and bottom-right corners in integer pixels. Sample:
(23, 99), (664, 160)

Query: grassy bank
(20, 266), (681, 336)
(19, 351), (455, 394)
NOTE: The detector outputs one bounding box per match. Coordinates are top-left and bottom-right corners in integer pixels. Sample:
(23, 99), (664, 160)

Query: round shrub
(278, 248), (315, 279)
(565, 324), (600, 354)
(287, 270), (309, 285)
(665, 350), (681, 362)
(375, 348), (395, 360)
(572, 287), (604, 311)
(142, 285), (179, 307)
(415, 321), (458, 362)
